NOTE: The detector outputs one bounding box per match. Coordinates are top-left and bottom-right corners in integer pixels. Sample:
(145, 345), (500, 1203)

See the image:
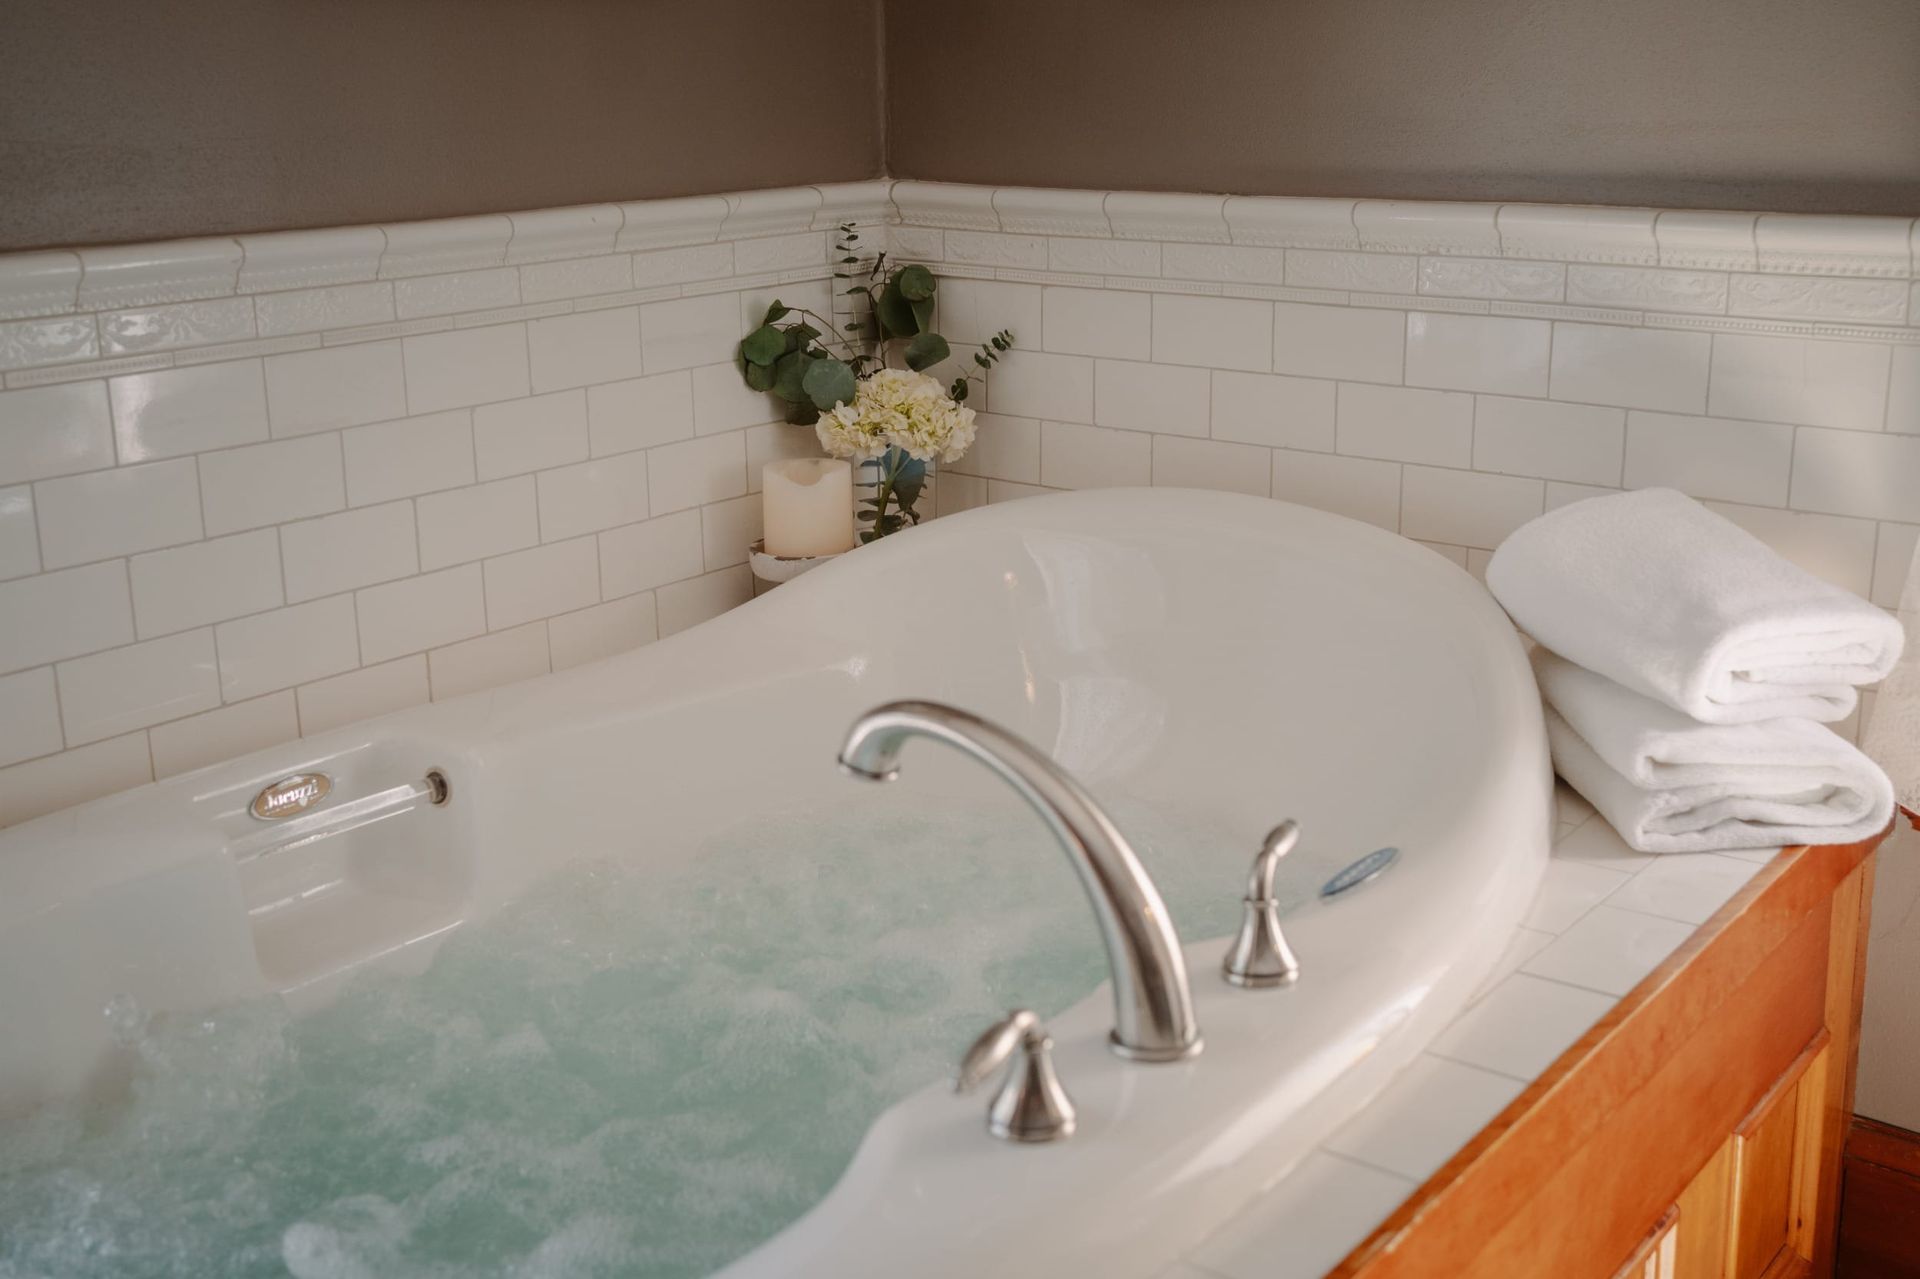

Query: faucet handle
(956, 1009), (1038, 1093)
(1246, 820), (1299, 899)
(1222, 821), (1303, 988)
(956, 1009), (1078, 1143)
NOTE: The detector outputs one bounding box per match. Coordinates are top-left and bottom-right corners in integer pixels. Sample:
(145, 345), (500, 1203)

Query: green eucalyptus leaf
(785, 400), (820, 426)
(950, 378), (969, 402)
(874, 278), (915, 339)
(909, 296), (935, 334)
(772, 351), (813, 403)
(895, 264), (936, 301)
(744, 360), (776, 392)
(763, 301), (790, 325)
(741, 324), (785, 367)
(904, 332), (951, 372)
(891, 456), (928, 512)
(802, 357), (858, 411)
(789, 323), (821, 347)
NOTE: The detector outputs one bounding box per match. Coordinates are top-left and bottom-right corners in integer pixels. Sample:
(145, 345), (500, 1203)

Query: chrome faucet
(1221, 820), (1302, 987)
(837, 700), (1203, 1062)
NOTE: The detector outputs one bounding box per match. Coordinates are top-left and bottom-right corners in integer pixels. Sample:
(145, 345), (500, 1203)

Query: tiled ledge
(917, 258), (1920, 345)
(1168, 789), (1783, 1279)
(894, 183), (1920, 281)
(2, 180), (1915, 331)
(0, 184), (889, 323)
(0, 264), (840, 390)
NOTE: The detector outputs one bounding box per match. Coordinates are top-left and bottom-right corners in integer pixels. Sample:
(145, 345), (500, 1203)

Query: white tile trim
(890, 180), (1000, 231)
(719, 187), (824, 240)
(76, 238), (245, 312)
(614, 194), (731, 252)
(6, 183), (1914, 378)
(505, 204), (624, 265)
(991, 186), (1112, 237)
(237, 226), (387, 293)
(0, 252), (84, 320)
(2, 180), (1912, 818)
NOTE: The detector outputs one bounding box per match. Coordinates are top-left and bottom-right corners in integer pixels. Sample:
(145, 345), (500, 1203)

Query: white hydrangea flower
(816, 399), (890, 460)
(814, 368), (976, 464)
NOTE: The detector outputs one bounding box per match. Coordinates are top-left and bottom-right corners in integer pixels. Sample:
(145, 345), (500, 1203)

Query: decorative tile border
(1355, 201), (1502, 257)
(0, 252), (84, 320)
(505, 204), (623, 265)
(381, 215), (514, 278)
(992, 186), (1111, 237)
(236, 226), (386, 293)
(2, 180), (1913, 384)
(1494, 205), (1659, 266)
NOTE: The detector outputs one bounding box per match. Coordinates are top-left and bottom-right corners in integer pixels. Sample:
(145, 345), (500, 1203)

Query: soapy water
(0, 801), (1327, 1279)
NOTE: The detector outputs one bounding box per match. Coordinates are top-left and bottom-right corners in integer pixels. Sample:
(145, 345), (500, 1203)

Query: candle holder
(747, 539), (845, 587)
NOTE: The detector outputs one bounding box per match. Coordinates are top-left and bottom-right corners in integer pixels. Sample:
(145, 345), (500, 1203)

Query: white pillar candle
(762, 458), (855, 557)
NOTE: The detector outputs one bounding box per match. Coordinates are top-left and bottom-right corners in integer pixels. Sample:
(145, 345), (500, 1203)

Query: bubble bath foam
(0, 802), (1311, 1279)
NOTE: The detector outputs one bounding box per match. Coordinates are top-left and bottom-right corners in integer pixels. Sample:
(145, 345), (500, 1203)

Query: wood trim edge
(1329, 829), (1890, 1279)
(1847, 1116), (1920, 1181)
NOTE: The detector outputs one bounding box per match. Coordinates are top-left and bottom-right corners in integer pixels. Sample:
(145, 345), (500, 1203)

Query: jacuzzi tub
(0, 487), (1550, 1278)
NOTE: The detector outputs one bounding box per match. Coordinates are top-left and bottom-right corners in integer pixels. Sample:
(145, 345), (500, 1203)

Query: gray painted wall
(0, 0), (884, 250)
(5, 3), (1917, 247)
(885, 0), (1920, 215)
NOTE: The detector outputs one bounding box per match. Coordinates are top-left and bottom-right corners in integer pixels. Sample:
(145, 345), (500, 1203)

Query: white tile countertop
(1167, 784), (1775, 1279)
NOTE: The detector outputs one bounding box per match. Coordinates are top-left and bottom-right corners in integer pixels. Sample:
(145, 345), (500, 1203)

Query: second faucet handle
(956, 1009), (1078, 1143)
(1222, 820), (1303, 988)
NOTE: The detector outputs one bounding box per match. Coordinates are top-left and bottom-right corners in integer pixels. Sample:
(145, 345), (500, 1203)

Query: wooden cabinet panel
(1449, 906), (1829, 1278)
(1667, 1040), (1831, 1279)
(1811, 862), (1871, 1279)
(1331, 840), (1883, 1279)
(1836, 1150), (1920, 1276)
(1675, 1140), (1735, 1279)
(1731, 1062), (1806, 1279)
(1611, 1209), (1680, 1279)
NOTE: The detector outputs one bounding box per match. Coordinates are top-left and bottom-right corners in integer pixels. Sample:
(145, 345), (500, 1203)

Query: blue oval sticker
(1320, 846), (1400, 899)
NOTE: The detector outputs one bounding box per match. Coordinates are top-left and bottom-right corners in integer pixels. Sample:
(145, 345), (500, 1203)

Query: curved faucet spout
(838, 700), (1202, 1063)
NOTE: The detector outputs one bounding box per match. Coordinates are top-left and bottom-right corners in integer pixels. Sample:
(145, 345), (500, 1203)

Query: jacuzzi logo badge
(250, 773), (332, 821)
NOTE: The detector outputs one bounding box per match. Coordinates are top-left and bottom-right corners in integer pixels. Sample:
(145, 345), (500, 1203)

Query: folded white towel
(1861, 533), (1920, 815)
(1536, 649), (1895, 852)
(1488, 489), (1904, 724)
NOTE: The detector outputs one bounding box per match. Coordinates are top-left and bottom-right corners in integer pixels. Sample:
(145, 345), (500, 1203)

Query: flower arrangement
(737, 224), (1014, 541)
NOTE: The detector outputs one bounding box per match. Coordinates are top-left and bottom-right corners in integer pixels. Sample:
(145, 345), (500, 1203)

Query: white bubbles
(282, 1195), (410, 1279)
(485, 1024), (554, 1061)
(101, 992), (146, 1045)
(511, 1214), (638, 1279)
(2, 798), (1287, 1278)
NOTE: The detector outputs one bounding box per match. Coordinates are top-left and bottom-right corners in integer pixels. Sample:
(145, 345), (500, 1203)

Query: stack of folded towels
(1486, 488), (1906, 853)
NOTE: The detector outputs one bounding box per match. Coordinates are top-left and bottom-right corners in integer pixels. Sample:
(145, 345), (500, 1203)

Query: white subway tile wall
(0, 180), (1915, 824)
(0, 194), (856, 824)
(919, 184), (1915, 738)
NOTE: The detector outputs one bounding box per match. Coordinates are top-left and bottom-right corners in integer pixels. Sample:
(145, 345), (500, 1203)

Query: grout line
(1424, 1043), (1535, 1085)
(1316, 1142), (1428, 1186)
(1882, 340), (1899, 430)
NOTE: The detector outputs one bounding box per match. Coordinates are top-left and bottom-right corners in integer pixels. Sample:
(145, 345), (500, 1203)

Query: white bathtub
(0, 488), (1550, 1278)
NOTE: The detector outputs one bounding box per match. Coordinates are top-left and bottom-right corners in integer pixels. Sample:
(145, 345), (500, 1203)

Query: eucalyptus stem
(791, 308), (865, 361)
(866, 451), (898, 543)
